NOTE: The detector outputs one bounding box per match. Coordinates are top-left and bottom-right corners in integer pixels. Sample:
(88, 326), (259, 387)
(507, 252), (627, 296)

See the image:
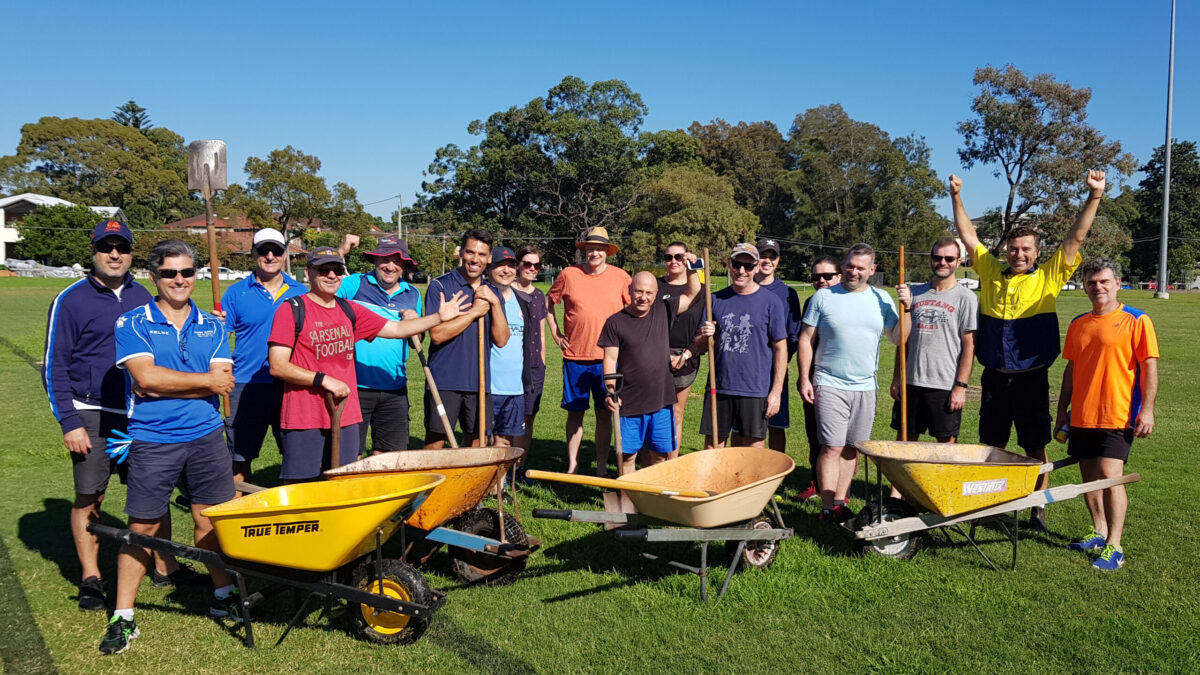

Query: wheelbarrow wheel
(852, 497), (925, 561)
(449, 508), (528, 586)
(349, 557), (431, 645)
(725, 516), (780, 572)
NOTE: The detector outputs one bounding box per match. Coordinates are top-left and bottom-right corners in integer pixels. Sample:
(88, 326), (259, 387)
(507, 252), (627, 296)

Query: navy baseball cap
(92, 220), (133, 244)
(488, 246), (517, 269)
(364, 236), (417, 266)
(306, 246), (344, 267)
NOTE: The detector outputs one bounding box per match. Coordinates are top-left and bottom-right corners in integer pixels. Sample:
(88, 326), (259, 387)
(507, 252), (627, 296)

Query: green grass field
(1, 277), (1197, 673)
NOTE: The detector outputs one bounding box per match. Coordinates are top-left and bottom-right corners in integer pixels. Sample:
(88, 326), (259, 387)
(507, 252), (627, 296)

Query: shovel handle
(703, 248), (718, 444)
(898, 245), (907, 440)
(523, 470), (711, 498)
(410, 336), (459, 449)
(324, 392), (347, 470)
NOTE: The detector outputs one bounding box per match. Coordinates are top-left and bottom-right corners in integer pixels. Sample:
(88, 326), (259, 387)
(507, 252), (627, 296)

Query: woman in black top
(657, 242), (706, 456)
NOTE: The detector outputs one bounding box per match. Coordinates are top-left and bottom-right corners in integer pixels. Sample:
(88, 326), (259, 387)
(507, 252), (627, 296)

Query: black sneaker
(209, 589), (244, 623)
(151, 563), (209, 588)
(1026, 509), (1049, 533)
(98, 615), (139, 655)
(78, 576), (107, 612)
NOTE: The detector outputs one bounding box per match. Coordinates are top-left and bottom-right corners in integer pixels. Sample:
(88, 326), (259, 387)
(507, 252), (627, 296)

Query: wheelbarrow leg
(719, 541), (745, 598)
(947, 523), (999, 572)
(232, 570), (255, 649)
(276, 592), (318, 647)
(699, 542), (708, 603)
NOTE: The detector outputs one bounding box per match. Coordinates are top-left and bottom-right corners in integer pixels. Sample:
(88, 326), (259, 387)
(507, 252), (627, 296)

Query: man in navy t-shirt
(698, 243), (788, 449)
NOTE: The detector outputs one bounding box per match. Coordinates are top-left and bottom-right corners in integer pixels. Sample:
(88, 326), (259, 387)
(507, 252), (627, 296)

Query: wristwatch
(953, 380), (969, 389)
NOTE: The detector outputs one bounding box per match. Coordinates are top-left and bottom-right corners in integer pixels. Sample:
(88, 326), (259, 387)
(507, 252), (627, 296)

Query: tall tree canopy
(111, 100), (152, 130)
(243, 145), (331, 251)
(957, 65), (1136, 244)
(1132, 141), (1200, 284)
(687, 119), (789, 229)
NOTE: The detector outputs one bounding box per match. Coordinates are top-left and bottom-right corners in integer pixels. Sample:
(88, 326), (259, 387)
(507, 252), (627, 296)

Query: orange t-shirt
(1062, 304), (1159, 429)
(548, 264), (631, 361)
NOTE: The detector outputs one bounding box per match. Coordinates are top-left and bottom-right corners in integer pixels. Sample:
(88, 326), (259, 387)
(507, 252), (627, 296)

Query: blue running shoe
(1092, 544), (1125, 571)
(1068, 530), (1106, 551)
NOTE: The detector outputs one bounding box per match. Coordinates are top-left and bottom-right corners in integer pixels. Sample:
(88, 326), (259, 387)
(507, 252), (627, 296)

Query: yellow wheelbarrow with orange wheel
(90, 473), (448, 648)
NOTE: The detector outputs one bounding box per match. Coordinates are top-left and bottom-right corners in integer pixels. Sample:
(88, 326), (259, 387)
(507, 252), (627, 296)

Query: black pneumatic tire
(448, 508), (529, 586)
(852, 497), (925, 561)
(349, 557), (432, 645)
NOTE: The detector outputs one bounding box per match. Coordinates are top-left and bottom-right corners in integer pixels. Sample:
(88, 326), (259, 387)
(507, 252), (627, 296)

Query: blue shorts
(279, 426), (360, 481)
(225, 381), (284, 463)
(767, 376), (790, 429)
(619, 407), (676, 455)
(561, 360), (606, 412)
(490, 394), (526, 437)
(125, 428), (234, 519)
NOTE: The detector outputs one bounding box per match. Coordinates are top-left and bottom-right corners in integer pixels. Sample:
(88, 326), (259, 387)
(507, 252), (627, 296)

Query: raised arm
(949, 175), (980, 264)
(676, 253), (703, 314)
(1061, 170), (1106, 263)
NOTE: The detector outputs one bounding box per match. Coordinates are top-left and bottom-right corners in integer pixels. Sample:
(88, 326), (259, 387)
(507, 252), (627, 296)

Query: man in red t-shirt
(1055, 258), (1158, 571)
(268, 247), (470, 481)
(548, 227), (631, 476)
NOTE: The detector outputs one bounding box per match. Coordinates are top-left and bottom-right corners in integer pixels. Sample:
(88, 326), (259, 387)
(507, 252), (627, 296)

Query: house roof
(0, 193), (122, 218)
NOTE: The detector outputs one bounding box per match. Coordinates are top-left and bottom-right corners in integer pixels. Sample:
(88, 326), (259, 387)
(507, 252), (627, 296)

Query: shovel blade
(187, 140), (228, 192)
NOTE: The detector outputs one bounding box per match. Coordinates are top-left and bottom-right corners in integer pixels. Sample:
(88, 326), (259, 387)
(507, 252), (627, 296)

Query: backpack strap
(334, 297), (357, 332)
(287, 296), (305, 345)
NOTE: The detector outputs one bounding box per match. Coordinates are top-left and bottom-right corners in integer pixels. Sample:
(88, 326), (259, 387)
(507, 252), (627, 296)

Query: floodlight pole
(398, 194), (403, 239)
(1155, 0), (1176, 300)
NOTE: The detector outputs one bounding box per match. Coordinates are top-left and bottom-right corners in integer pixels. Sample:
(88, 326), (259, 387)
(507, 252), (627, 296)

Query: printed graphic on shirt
(309, 320), (355, 361)
(719, 312), (754, 354)
(912, 299), (956, 331)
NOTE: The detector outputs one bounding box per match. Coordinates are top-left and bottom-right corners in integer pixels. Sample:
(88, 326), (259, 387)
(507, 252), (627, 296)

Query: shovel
(324, 392), (347, 471)
(703, 248), (719, 446)
(188, 140), (230, 416)
(409, 336), (459, 449)
(601, 373), (635, 520)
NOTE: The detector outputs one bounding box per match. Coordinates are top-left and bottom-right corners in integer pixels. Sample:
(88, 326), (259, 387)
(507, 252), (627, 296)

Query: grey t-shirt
(905, 283), (978, 390)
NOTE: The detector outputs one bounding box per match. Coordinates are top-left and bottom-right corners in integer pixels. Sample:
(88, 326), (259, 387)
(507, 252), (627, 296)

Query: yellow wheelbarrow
(849, 440), (1141, 569)
(90, 473), (447, 648)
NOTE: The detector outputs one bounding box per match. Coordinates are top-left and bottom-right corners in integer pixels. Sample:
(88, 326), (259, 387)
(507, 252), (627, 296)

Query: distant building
(0, 193), (124, 260)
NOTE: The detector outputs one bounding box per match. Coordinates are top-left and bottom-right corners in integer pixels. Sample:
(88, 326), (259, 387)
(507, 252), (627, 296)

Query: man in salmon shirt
(267, 247), (470, 481)
(1055, 258), (1158, 571)
(548, 227), (632, 476)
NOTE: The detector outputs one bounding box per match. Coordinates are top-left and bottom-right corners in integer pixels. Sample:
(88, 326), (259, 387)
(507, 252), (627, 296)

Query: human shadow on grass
(17, 498), (127, 586)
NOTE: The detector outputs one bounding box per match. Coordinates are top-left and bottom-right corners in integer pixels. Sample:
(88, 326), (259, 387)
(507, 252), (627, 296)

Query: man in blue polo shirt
(424, 229), (509, 448)
(220, 228), (306, 487)
(336, 235), (422, 454)
(101, 239), (239, 655)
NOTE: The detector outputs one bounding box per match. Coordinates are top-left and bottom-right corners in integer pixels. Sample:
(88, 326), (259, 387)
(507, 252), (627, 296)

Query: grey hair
(844, 243), (875, 265)
(148, 239), (197, 277)
(1080, 257), (1121, 281)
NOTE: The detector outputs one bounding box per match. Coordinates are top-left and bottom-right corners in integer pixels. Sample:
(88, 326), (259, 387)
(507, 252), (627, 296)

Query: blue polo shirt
(489, 290), (524, 395)
(426, 268), (496, 393)
(222, 272), (307, 383)
(115, 300), (233, 443)
(337, 272), (422, 390)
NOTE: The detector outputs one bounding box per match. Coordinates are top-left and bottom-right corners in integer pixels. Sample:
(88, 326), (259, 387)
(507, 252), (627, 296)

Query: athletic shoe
(1092, 544), (1126, 571)
(98, 616), (139, 655)
(78, 576), (106, 612)
(795, 482), (819, 501)
(1067, 531), (1107, 552)
(1025, 510), (1048, 533)
(151, 563), (209, 588)
(209, 589), (244, 623)
(819, 504), (854, 525)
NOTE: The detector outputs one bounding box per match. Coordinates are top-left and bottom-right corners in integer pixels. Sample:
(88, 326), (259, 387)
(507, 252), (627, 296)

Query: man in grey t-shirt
(889, 238), (978, 443)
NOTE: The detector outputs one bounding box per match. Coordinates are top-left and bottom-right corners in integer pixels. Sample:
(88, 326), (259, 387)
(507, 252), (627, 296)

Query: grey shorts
(70, 409), (127, 496)
(125, 428), (234, 519)
(814, 386), (876, 448)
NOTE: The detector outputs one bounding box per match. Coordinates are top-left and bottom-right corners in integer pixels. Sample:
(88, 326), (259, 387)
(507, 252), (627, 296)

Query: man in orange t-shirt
(1055, 258), (1159, 572)
(548, 227), (631, 475)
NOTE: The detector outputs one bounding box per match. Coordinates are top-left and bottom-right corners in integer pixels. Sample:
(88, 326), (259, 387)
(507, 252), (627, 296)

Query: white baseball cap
(253, 228), (286, 249)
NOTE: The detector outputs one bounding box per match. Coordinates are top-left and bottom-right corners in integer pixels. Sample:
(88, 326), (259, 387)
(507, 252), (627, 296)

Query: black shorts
(358, 387), (410, 453)
(890, 385), (962, 439)
(699, 394), (768, 441)
(424, 389), (493, 437)
(978, 368), (1052, 452)
(1067, 427), (1133, 462)
(225, 381), (284, 463)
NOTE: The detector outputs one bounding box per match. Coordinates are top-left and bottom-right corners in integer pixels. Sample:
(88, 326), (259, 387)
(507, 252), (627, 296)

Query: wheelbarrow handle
(531, 509), (572, 521)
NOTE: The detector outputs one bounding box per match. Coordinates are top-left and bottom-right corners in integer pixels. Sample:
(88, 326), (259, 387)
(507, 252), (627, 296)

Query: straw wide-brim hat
(575, 227), (619, 256)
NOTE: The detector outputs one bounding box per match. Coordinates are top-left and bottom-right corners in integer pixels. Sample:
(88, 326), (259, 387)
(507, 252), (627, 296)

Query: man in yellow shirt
(950, 170), (1106, 531)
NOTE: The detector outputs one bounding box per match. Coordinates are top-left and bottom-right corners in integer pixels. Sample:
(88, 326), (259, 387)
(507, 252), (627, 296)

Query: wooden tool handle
(477, 315), (486, 447)
(410, 336), (459, 449)
(899, 245), (907, 441)
(703, 248), (718, 445)
(325, 392), (346, 470)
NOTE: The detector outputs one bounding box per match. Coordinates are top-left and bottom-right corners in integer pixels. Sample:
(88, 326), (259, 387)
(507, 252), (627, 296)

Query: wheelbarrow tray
(855, 440), (1042, 517)
(324, 447), (524, 530)
(620, 447), (795, 528)
(202, 473), (444, 572)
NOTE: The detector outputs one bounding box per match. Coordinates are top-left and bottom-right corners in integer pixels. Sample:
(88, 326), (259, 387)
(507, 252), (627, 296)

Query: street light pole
(397, 194), (403, 239)
(1155, 0), (1176, 300)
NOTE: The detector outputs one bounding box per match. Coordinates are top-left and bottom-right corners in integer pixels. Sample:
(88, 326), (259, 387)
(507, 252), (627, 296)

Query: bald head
(629, 271), (659, 316)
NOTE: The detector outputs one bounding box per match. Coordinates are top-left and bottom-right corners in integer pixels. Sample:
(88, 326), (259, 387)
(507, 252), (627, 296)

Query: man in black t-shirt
(600, 271), (706, 472)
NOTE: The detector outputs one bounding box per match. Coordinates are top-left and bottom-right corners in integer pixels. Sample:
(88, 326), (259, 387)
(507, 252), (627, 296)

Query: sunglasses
(156, 267), (196, 279)
(255, 245), (285, 257)
(810, 272), (838, 282)
(759, 253), (779, 261)
(663, 253), (686, 263)
(312, 265), (345, 277)
(520, 261), (543, 271)
(95, 241), (132, 255)
(728, 260), (757, 272)
(931, 255), (959, 263)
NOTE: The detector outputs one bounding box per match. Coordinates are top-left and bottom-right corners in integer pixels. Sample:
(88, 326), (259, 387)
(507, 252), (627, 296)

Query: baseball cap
(91, 220), (133, 244)
(756, 238), (780, 256)
(364, 236), (417, 266)
(306, 246), (344, 267)
(253, 228), (286, 250)
(730, 243), (760, 262)
(489, 246), (517, 269)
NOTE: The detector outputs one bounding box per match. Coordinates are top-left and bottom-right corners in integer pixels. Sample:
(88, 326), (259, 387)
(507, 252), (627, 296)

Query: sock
(114, 608), (134, 622)
(834, 500), (847, 507)
(214, 585), (235, 599)
(1112, 544), (1123, 552)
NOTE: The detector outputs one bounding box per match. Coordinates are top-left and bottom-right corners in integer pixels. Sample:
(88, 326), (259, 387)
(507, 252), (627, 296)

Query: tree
(687, 119), (789, 229)
(1132, 140), (1200, 284)
(13, 205), (96, 266)
(957, 65), (1137, 244)
(0, 117), (189, 219)
(624, 166), (759, 268)
(111, 100), (152, 130)
(243, 146), (331, 257)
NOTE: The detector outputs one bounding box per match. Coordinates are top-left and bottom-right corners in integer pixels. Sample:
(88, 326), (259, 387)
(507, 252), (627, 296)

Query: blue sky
(4, 1), (1195, 230)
